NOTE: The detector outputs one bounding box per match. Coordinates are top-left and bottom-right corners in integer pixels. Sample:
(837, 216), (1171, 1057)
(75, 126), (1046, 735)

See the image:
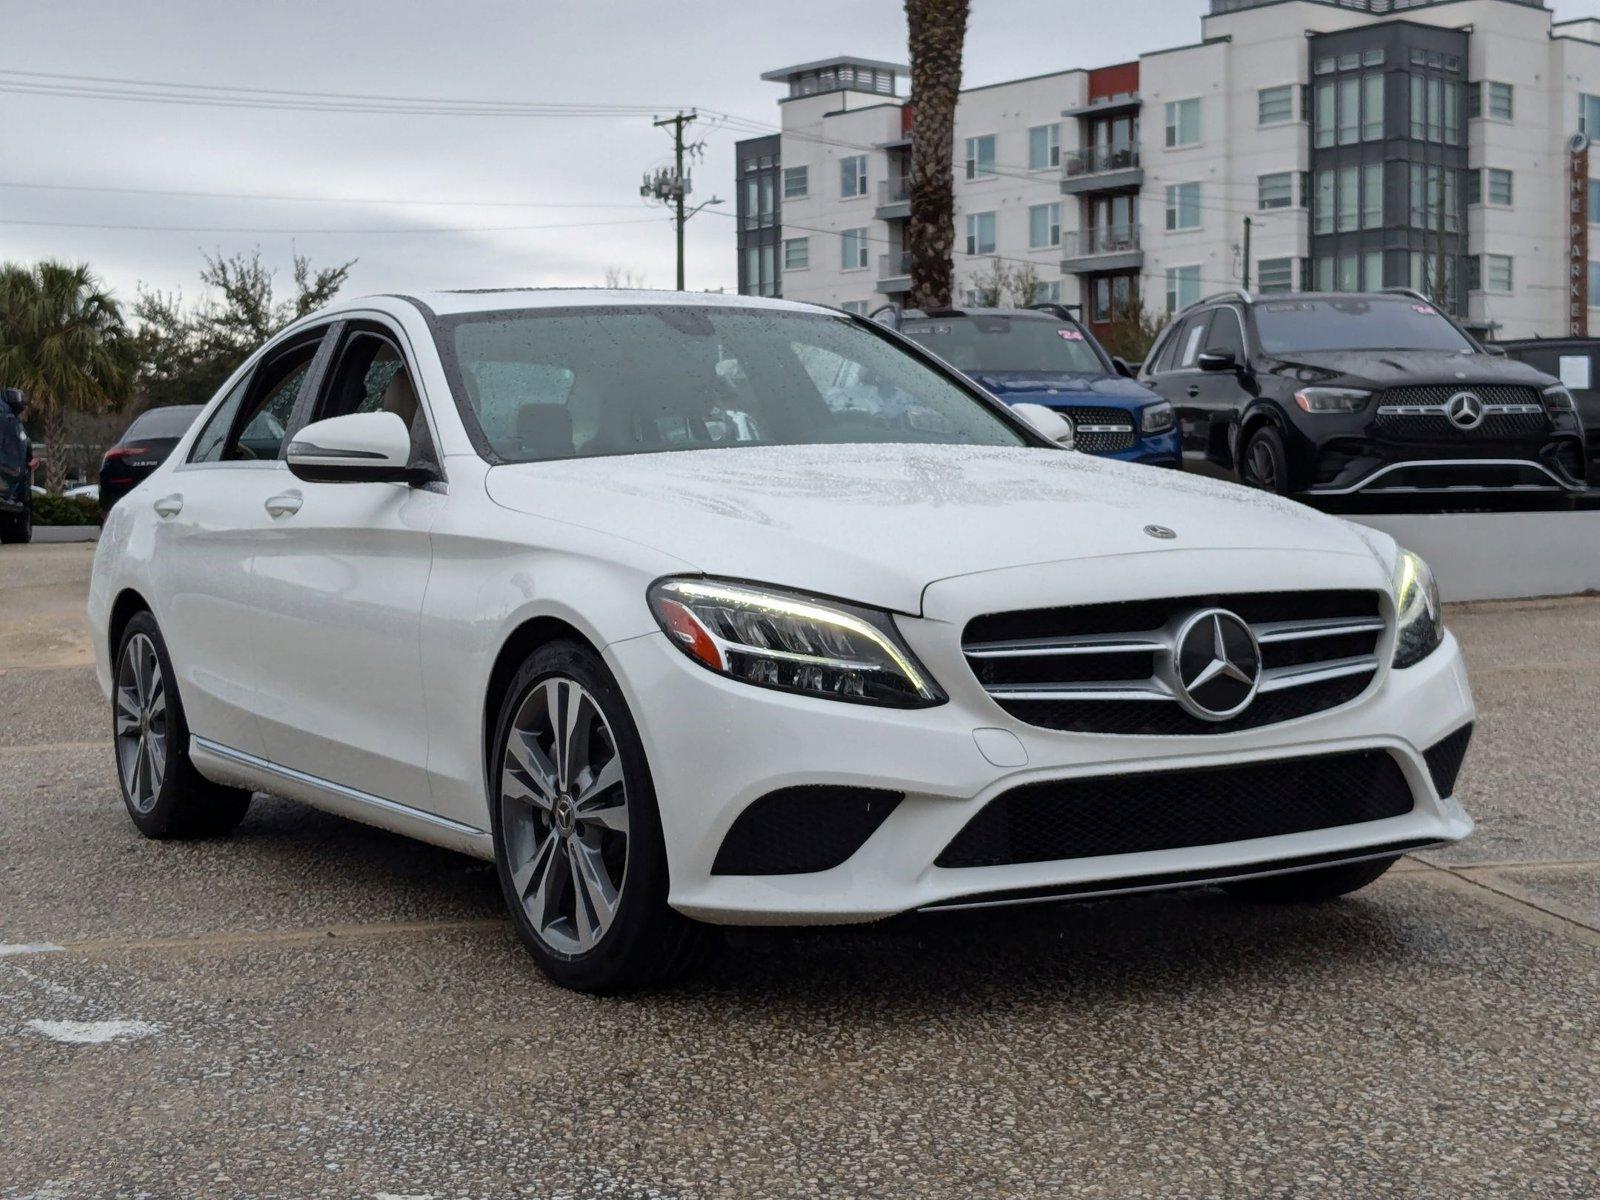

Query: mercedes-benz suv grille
(1059, 406), (1136, 454)
(1374, 384), (1549, 442)
(963, 590), (1384, 735)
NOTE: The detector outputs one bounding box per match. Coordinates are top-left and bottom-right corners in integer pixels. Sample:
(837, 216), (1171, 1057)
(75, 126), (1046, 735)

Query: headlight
(1392, 549), (1443, 668)
(1543, 383), (1576, 413)
(647, 577), (945, 708)
(1140, 400), (1175, 434)
(1294, 387), (1371, 414)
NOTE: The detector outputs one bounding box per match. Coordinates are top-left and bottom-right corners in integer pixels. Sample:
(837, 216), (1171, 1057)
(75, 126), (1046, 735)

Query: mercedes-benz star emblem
(1445, 391), (1486, 431)
(1171, 608), (1262, 721)
(1143, 524), (1177, 540)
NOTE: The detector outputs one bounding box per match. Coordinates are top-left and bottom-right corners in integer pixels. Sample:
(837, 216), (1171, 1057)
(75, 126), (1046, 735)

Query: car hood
(970, 371), (1161, 409)
(1261, 349), (1558, 391)
(485, 444), (1387, 615)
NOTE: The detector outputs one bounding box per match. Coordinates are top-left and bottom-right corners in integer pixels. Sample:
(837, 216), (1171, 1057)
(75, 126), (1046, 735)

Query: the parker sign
(1570, 132), (1590, 337)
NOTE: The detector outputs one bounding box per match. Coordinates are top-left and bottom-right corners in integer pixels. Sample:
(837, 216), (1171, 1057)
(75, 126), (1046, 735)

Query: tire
(1239, 424), (1291, 495)
(490, 640), (716, 992)
(1222, 855), (1398, 902)
(113, 612), (252, 838)
(0, 499), (30, 544)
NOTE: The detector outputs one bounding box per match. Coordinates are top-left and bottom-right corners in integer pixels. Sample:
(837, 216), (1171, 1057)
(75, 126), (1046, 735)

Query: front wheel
(1239, 424), (1291, 495)
(491, 641), (715, 992)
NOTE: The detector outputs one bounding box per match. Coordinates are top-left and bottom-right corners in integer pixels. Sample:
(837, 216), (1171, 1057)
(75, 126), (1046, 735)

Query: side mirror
(1012, 402), (1076, 450)
(2, 388), (24, 415)
(1197, 350), (1238, 373)
(1483, 344), (1507, 357)
(1111, 356), (1135, 379)
(287, 412), (418, 484)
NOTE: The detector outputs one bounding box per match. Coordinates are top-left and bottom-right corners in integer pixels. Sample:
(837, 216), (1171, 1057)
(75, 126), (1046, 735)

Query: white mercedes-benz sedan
(89, 289), (1475, 990)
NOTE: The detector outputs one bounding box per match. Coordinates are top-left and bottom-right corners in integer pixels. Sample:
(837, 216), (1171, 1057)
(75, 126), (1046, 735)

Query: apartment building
(735, 0), (1600, 339)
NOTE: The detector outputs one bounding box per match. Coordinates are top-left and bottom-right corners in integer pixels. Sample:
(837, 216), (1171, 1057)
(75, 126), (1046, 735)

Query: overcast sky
(4, 0), (1595, 313)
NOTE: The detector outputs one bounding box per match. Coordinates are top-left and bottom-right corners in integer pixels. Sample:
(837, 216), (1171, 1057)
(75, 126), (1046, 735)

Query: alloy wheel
(1247, 439), (1279, 491)
(115, 633), (168, 813)
(500, 677), (630, 956)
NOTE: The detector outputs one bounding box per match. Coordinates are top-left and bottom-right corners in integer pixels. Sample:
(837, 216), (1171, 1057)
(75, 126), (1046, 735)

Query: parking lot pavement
(2, 543), (1597, 1199)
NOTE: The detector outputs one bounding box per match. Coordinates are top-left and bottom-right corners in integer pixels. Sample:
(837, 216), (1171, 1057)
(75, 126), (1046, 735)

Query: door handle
(153, 494), (183, 518)
(1186, 385), (1201, 398)
(264, 491), (303, 518)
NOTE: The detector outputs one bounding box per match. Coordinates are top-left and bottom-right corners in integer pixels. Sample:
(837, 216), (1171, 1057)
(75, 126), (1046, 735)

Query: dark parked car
(1139, 289), (1588, 498)
(1493, 336), (1600, 487)
(0, 388), (33, 544)
(98, 405), (206, 517)
(886, 306), (1181, 467)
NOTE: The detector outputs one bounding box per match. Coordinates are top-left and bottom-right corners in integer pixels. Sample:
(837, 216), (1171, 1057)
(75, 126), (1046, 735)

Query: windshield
(897, 315), (1108, 375)
(124, 406), (203, 440)
(1253, 298), (1476, 355)
(437, 306), (1029, 463)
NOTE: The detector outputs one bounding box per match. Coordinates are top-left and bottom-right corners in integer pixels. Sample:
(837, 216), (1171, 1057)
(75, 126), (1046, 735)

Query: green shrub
(31, 493), (99, 526)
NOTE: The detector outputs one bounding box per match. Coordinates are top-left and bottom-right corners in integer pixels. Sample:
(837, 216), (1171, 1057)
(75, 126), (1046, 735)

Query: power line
(0, 214), (664, 236)
(0, 179), (646, 210)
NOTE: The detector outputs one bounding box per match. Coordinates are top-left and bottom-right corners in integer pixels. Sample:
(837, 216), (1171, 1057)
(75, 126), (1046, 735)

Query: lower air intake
(936, 750), (1414, 869)
(711, 786), (902, 875)
(1423, 724), (1473, 797)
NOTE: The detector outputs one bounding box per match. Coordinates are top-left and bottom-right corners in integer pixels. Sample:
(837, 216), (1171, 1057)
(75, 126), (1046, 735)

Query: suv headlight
(1543, 383), (1576, 414)
(647, 577), (945, 708)
(1140, 400), (1176, 434)
(1294, 387), (1371, 414)
(1392, 549), (1443, 668)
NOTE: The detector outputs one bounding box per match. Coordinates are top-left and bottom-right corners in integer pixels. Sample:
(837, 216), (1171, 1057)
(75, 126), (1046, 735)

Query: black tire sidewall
(489, 640), (676, 991)
(114, 612), (198, 837)
(1242, 424), (1291, 494)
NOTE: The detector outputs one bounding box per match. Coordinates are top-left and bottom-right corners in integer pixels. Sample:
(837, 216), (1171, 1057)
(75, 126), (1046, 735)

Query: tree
(0, 261), (134, 492)
(133, 249), (353, 409)
(1099, 295), (1168, 366)
(1005, 260), (1043, 308)
(603, 266), (647, 289)
(966, 257), (1008, 307)
(905, 0), (969, 311)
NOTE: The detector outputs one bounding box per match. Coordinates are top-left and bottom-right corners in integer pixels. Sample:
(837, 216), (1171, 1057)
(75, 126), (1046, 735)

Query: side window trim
(273, 327), (340, 459)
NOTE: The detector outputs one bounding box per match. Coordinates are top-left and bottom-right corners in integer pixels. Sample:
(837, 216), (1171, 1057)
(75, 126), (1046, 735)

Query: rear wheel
(1222, 855), (1398, 902)
(491, 641), (715, 992)
(114, 612), (252, 838)
(1239, 424), (1290, 495)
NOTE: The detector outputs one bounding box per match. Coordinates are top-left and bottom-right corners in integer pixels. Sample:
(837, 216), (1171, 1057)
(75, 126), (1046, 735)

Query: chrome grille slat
(985, 679), (1175, 702)
(1253, 616), (1386, 644)
(1258, 655), (1380, 694)
(963, 633), (1166, 659)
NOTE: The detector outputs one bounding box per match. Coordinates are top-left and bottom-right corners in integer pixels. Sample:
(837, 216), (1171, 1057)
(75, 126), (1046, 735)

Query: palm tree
(0, 261), (132, 492)
(904, 0), (969, 311)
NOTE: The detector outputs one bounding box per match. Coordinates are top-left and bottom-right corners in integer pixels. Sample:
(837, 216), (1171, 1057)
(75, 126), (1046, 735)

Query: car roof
(323, 288), (838, 320)
(901, 307), (1064, 322)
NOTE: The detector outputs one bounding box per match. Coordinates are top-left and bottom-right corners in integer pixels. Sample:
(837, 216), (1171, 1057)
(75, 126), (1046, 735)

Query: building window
(1165, 265), (1200, 312)
(1315, 170), (1334, 235)
(840, 300), (870, 316)
(1362, 164), (1383, 229)
(964, 135), (996, 180)
(1337, 252), (1359, 292)
(965, 210), (996, 256)
(1409, 164), (1458, 233)
(840, 227), (869, 269)
(1338, 77), (1359, 145)
(1166, 182), (1200, 230)
(1258, 85), (1294, 126)
(1165, 99), (1200, 147)
(1032, 280), (1063, 304)
(1410, 76), (1425, 139)
(1444, 79), (1460, 143)
(1488, 82), (1513, 121)
(1590, 179), (1600, 221)
(1481, 254), (1512, 293)
(1362, 74), (1384, 140)
(1257, 257), (1294, 293)
(1337, 165), (1359, 233)
(1364, 250), (1384, 289)
(783, 166), (808, 199)
(840, 155), (867, 198)
(1028, 123), (1059, 170)
(1589, 262), (1600, 304)
(1486, 168), (1512, 206)
(1315, 84), (1334, 149)
(1028, 202), (1061, 249)
(1259, 172), (1294, 210)
(783, 237), (809, 270)
(1582, 95), (1600, 136)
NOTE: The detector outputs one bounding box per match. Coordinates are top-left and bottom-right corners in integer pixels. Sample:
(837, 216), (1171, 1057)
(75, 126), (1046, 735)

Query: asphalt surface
(2, 541), (1597, 1199)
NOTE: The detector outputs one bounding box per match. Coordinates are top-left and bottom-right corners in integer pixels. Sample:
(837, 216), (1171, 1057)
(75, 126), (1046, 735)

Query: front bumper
(607, 593), (1474, 926)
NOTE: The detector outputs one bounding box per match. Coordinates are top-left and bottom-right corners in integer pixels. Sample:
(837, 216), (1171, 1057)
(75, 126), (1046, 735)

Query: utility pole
(1241, 216), (1252, 291)
(641, 110), (722, 290)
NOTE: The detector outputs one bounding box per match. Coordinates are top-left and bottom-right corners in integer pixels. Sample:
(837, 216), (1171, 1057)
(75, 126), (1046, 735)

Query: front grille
(1060, 406), (1136, 453)
(964, 591), (1384, 735)
(711, 786), (902, 875)
(1379, 384), (1544, 408)
(1423, 724), (1473, 797)
(935, 749), (1415, 868)
(1375, 384), (1549, 442)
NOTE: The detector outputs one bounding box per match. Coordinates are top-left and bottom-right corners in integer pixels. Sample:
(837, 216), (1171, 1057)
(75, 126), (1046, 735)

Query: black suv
(0, 388), (32, 544)
(1139, 289), (1588, 499)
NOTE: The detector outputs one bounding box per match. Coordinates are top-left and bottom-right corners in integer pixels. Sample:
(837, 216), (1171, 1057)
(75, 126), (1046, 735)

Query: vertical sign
(1569, 132), (1590, 337)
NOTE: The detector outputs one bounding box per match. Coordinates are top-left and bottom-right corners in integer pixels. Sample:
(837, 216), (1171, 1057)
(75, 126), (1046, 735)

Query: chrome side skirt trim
(190, 736), (493, 858)
(1308, 458), (1585, 496)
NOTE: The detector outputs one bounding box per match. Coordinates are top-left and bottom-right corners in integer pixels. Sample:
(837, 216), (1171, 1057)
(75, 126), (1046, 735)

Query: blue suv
(887, 305), (1180, 468)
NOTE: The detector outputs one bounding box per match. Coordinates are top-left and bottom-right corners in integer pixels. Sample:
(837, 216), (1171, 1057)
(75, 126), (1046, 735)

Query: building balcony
(1060, 226), (1143, 274)
(876, 178), (910, 220)
(1060, 146), (1143, 195)
(877, 250), (911, 294)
